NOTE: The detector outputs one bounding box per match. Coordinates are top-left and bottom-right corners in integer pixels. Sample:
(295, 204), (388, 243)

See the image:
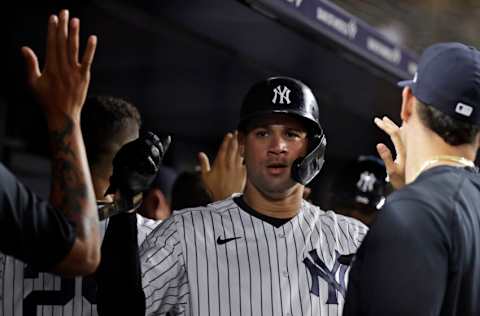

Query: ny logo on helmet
(272, 85), (291, 104)
(356, 171), (377, 192)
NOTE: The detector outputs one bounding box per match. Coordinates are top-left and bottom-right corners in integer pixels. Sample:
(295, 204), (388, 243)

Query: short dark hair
(416, 100), (480, 146)
(81, 96), (141, 169)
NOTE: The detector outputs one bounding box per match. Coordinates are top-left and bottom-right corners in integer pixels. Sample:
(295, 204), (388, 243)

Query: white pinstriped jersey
(0, 214), (160, 316)
(140, 196), (368, 316)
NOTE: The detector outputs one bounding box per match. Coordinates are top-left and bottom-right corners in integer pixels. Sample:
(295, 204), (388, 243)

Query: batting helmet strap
(292, 134), (326, 185)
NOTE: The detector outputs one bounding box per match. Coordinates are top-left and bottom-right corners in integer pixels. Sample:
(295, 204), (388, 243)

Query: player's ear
(475, 131), (480, 148)
(400, 86), (414, 123)
(139, 188), (168, 220)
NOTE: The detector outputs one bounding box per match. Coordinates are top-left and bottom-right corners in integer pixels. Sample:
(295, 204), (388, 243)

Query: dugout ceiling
(1, 0), (417, 174)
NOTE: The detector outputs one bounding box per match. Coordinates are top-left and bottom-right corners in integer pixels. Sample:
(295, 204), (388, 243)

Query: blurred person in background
(139, 165), (177, 220)
(136, 166), (177, 246)
(82, 96), (141, 205)
(329, 155), (388, 226)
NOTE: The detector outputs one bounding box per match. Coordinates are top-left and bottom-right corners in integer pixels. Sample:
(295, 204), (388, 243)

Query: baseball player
(0, 93), (142, 316)
(344, 43), (480, 315)
(0, 112), (166, 315)
(0, 11), (166, 315)
(330, 155), (388, 226)
(0, 10), (99, 275)
(132, 77), (368, 315)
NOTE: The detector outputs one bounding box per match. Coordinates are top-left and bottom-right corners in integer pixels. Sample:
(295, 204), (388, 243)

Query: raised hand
(21, 10), (97, 125)
(21, 11), (100, 275)
(374, 116), (406, 189)
(198, 131), (246, 201)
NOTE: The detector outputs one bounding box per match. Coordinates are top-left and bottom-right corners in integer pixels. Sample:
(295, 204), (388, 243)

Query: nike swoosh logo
(216, 236), (242, 245)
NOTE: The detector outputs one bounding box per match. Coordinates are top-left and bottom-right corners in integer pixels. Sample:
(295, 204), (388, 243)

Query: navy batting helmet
(238, 76), (326, 185)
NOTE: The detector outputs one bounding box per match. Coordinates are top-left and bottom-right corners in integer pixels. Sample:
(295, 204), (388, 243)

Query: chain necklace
(415, 155), (475, 180)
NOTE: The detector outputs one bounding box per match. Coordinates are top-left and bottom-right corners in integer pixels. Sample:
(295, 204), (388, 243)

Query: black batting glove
(105, 131), (171, 198)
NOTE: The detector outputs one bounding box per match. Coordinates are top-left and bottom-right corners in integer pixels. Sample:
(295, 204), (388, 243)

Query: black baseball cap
(398, 42), (480, 125)
(149, 166), (177, 202)
(332, 156), (388, 213)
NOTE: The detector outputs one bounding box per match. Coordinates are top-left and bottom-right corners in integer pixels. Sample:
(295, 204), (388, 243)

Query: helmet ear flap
(292, 134), (327, 185)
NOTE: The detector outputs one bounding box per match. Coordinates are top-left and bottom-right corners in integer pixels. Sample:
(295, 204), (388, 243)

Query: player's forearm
(96, 213), (146, 315)
(48, 115), (100, 274)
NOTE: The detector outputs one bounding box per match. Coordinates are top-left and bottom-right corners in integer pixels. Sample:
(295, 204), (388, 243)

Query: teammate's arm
(22, 10), (100, 275)
(96, 212), (145, 316)
(343, 199), (449, 315)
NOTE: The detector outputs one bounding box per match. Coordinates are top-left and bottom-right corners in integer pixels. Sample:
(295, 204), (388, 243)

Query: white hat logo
(455, 102), (473, 117)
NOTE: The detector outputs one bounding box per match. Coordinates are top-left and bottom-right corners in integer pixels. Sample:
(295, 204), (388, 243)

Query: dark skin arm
(22, 10), (100, 276)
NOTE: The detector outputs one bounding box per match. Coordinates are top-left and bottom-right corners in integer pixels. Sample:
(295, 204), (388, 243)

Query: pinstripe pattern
(140, 196), (368, 316)
(0, 215), (160, 316)
(137, 214), (162, 246)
